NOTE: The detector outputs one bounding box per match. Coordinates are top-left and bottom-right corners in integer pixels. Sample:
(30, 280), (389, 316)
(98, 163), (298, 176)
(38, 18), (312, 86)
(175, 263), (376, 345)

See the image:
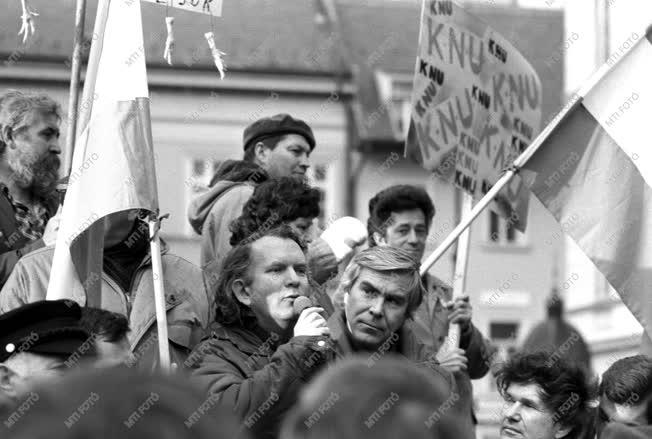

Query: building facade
(1, 1), (566, 437)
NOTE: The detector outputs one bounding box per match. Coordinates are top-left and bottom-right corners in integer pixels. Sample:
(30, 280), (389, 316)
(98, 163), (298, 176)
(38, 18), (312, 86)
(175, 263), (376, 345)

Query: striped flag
(520, 29), (652, 342)
(47, 0), (158, 305)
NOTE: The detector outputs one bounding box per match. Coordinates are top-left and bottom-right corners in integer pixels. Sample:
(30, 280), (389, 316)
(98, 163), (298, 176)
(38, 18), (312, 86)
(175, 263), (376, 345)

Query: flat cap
(243, 113), (315, 151)
(0, 300), (92, 363)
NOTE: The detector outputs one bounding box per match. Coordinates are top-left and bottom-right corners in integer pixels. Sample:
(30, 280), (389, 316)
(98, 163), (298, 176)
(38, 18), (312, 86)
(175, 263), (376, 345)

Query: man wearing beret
(0, 300), (95, 412)
(188, 114), (324, 289)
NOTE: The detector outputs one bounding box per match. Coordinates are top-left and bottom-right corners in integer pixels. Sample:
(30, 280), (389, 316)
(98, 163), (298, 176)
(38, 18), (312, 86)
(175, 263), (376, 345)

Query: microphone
(293, 296), (314, 316)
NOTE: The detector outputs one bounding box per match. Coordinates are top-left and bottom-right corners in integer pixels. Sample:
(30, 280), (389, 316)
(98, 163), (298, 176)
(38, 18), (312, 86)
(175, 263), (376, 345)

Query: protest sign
(142, 0), (222, 17)
(406, 0), (542, 231)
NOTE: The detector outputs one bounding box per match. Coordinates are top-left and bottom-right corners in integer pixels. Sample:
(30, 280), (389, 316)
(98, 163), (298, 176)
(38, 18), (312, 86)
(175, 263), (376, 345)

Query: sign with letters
(142, 0), (223, 17)
(406, 0), (542, 231)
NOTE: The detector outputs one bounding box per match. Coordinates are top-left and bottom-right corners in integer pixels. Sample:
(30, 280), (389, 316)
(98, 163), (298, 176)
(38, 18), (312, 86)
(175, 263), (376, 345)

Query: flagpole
(64, 0), (88, 175)
(419, 57), (618, 276)
(148, 216), (171, 373)
(444, 191), (473, 349)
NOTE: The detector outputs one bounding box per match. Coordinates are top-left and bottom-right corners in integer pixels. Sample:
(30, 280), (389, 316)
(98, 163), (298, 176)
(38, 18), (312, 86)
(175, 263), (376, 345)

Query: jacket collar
(329, 310), (418, 357)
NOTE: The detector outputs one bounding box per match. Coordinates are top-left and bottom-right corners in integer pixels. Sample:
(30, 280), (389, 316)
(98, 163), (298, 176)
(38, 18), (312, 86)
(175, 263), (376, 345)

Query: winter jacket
(187, 323), (330, 439)
(188, 179), (255, 276)
(328, 310), (476, 439)
(410, 274), (494, 438)
(411, 274), (493, 378)
(0, 245), (209, 371)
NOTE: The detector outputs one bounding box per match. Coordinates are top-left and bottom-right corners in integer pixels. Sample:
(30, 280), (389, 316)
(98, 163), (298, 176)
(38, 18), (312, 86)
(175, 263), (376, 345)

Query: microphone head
(293, 296), (313, 315)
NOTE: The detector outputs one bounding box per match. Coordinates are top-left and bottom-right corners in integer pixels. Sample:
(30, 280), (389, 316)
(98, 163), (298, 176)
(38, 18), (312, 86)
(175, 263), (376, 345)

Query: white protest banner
(141, 0), (222, 17)
(406, 0), (542, 231)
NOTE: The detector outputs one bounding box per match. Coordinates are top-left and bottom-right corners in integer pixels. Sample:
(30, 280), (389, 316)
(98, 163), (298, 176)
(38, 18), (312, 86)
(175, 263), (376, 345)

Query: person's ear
(373, 231), (387, 246)
(254, 141), (270, 165)
(0, 364), (19, 399)
(232, 279), (252, 306)
(554, 425), (572, 438)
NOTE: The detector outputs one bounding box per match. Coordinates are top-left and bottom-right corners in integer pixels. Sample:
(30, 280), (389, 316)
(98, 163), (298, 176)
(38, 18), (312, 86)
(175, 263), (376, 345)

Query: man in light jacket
(0, 210), (208, 371)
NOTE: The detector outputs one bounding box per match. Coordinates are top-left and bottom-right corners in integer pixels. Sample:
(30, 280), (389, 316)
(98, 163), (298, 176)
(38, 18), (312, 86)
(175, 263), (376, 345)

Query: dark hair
(242, 134), (286, 162)
(601, 355), (652, 421)
(281, 355), (467, 439)
(208, 160), (268, 187)
(229, 177), (321, 246)
(80, 307), (129, 343)
(214, 225), (306, 328)
(496, 352), (597, 439)
(367, 185), (435, 247)
(9, 366), (245, 439)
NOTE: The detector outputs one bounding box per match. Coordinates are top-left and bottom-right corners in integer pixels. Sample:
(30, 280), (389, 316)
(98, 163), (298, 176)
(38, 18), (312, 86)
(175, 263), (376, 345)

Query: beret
(0, 300), (92, 363)
(243, 113), (315, 151)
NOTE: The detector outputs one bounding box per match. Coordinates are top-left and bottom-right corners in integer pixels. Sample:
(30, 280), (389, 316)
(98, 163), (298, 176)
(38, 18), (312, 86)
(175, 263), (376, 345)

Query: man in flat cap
(0, 300), (95, 412)
(188, 113), (320, 289)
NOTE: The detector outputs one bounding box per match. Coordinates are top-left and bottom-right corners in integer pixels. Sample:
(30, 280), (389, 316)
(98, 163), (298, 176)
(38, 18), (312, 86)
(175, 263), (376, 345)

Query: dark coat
(187, 323), (330, 439)
(328, 310), (477, 439)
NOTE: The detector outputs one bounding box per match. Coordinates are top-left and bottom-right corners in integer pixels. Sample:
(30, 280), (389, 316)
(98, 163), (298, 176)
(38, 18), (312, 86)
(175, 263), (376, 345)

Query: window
(488, 321), (519, 390)
(489, 322), (519, 341)
(487, 211), (526, 246)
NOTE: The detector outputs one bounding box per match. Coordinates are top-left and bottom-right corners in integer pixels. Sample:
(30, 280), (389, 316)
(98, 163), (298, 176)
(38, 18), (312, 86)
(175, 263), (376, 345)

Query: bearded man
(0, 90), (62, 286)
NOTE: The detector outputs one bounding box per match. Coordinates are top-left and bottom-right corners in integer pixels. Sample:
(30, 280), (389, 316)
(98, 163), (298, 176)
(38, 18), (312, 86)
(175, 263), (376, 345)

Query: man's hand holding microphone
(292, 296), (330, 338)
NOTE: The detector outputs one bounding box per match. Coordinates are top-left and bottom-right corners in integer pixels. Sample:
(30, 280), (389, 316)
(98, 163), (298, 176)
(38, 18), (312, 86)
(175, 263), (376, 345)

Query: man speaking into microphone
(188, 224), (331, 439)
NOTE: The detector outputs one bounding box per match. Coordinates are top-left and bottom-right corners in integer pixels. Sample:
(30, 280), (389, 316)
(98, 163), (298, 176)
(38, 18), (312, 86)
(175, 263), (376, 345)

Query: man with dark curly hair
(497, 351), (597, 439)
(228, 177), (340, 289)
(187, 225), (332, 439)
(363, 184), (493, 436)
(229, 177), (321, 245)
(598, 355), (652, 438)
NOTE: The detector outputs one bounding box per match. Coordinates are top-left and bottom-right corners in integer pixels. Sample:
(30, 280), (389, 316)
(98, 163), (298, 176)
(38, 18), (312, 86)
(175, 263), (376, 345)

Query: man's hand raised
(293, 307), (330, 337)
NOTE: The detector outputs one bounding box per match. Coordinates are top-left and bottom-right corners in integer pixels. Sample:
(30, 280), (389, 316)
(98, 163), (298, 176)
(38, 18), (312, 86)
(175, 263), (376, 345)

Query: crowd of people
(0, 89), (650, 438)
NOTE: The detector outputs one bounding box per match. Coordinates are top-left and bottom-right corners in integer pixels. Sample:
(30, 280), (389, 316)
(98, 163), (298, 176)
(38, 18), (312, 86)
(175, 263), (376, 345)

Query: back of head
(497, 351), (597, 439)
(80, 307), (129, 343)
(229, 176), (321, 246)
(367, 185), (435, 247)
(601, 355), (652, 404)
(281, 355), (468, 439)
(6, 366), (246, 439)
(601, 355), (652, 423)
